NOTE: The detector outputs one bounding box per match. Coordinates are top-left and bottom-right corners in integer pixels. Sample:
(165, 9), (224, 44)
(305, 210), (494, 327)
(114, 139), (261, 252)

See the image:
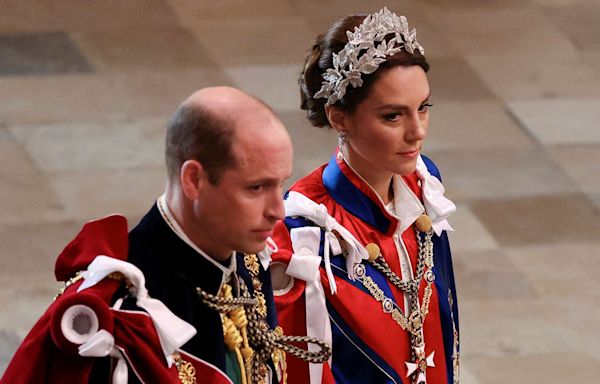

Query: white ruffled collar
(389, 156), (455, 236)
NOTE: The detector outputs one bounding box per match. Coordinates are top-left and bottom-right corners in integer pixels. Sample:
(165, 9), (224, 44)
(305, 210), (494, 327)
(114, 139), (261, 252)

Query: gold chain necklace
(346, 214), (436, 384)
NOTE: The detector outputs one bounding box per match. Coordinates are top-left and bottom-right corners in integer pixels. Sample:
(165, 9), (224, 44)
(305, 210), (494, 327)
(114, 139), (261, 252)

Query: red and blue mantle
(273, 154), (460, 384)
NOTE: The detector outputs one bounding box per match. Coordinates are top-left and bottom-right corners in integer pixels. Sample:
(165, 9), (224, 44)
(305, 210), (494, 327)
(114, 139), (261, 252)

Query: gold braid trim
(173, 352), (197, 384)
(54, 271), (125, 300)
(54, 272), (84, 300)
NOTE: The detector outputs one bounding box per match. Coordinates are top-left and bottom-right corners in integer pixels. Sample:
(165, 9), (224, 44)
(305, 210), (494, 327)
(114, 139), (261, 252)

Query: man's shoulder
(126, 205), (174, 296)
(55, 214), (129, 281)
(127, 204), (172, 263)
(128, 204), (160, 245)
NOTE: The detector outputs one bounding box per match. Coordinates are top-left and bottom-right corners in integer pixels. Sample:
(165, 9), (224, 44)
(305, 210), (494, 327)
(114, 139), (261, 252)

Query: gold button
(415, 214), (432, 232)
(365, 243), (380, 262)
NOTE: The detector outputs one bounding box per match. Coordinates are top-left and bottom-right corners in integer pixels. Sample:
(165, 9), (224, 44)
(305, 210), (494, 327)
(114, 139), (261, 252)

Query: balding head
(164, 87), (293, 260)
(165, 86), (284, 185)
(185, 86), (273, 119)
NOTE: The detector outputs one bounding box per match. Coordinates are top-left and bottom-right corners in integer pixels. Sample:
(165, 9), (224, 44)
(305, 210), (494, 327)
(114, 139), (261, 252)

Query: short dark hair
(165, 103), (236, 185)
(299, 14), (430, 128)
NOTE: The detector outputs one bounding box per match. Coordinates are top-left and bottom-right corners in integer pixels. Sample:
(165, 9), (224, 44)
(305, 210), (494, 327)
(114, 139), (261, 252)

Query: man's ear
(180, 160), (207, 200)
(325, 105), (349, 135)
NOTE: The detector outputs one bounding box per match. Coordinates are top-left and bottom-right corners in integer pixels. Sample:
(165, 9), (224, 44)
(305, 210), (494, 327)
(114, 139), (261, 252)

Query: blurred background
(1, 0), (600, 382)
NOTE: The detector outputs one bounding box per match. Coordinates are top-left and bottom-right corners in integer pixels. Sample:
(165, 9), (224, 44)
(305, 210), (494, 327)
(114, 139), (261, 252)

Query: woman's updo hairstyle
(300, 13), (429, 128)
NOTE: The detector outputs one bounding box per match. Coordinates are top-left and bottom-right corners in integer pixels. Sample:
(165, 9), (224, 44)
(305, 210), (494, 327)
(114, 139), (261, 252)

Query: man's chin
(239, 240), (267, 255)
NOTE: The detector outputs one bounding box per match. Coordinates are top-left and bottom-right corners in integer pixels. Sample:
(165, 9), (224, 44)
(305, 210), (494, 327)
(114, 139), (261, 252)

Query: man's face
(191, 117), (293, 260)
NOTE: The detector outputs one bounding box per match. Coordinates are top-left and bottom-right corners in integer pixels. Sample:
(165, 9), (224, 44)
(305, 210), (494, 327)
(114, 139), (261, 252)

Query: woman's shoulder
(287, 163), (330, 203)
(420, 154), (442, 182)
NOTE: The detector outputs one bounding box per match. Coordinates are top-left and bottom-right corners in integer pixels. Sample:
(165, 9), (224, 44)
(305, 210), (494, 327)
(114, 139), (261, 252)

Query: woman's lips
(397, 149), (420, 158)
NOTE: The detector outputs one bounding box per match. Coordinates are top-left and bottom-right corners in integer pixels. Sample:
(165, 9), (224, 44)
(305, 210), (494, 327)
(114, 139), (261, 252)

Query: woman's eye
(419, 103), (433, 113)
(384, 113), (402, 121)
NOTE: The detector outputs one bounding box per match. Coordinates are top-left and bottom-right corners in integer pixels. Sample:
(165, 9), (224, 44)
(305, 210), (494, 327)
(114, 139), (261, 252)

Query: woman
(270, 8), (459, 384)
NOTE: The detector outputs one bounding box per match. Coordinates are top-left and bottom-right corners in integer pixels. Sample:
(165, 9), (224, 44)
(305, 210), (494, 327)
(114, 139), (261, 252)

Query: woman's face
(339, 65), (431, 179)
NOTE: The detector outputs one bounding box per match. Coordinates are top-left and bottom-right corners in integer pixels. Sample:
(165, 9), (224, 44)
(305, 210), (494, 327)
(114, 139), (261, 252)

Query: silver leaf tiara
(313, 7), (425, 107)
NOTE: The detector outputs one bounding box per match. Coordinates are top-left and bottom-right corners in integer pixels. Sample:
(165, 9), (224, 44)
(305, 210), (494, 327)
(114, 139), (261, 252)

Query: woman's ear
(325, 106), (348, 134)
(180, 160), (207, 200)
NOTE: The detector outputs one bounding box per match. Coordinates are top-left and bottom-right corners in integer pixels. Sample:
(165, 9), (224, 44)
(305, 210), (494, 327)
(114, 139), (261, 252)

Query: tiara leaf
(314, 7), (424, 107)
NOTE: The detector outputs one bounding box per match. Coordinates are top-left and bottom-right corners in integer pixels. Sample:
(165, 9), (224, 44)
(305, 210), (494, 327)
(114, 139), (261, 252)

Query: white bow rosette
(415, 156), (456, 236)
(68, 256), (197, 384)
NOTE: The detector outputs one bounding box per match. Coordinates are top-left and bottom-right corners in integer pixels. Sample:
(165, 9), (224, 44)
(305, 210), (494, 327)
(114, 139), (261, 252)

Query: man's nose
(266, 189), (285, 221)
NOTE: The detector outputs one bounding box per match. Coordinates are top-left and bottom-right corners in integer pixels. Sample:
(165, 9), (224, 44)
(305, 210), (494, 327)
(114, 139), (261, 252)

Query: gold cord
(197, 254), (331, 384)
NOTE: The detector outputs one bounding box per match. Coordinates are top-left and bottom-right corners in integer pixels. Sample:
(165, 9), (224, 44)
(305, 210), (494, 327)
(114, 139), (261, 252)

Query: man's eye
(249, 185), (264, 192)
(419, 103), (433, 113)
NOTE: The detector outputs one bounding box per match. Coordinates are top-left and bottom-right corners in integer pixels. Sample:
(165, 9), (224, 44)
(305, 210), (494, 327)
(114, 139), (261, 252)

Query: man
(126, 86), (295, 383)
(1, 87), (294, 383)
